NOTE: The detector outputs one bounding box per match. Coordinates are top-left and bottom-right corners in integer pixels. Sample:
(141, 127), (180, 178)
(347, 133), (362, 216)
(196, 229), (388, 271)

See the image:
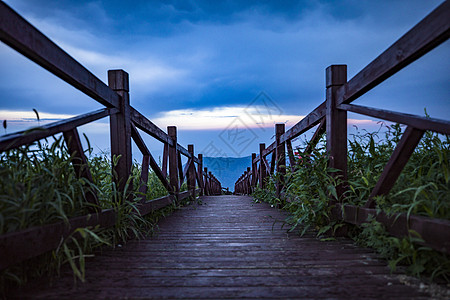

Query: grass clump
(0, 134), (188, 294)
(253, 122), (450, 282)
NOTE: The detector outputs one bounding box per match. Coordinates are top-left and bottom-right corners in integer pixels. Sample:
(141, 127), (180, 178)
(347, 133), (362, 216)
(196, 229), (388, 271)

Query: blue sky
(1, 0), (449, 160)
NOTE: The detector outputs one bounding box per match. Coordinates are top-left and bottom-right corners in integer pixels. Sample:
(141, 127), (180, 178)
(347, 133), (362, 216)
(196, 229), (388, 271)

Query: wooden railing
(235, 2), (450, 254)
(0, 2), (221, 270)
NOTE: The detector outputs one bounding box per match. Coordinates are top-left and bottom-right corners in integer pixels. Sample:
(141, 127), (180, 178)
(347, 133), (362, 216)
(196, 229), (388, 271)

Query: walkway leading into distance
(10, 195), (430, 299)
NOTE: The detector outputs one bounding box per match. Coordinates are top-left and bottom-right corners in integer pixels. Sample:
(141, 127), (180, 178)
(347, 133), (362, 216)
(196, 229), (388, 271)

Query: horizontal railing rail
(235, 2), (450, 254)
(0, 2), (222, 270)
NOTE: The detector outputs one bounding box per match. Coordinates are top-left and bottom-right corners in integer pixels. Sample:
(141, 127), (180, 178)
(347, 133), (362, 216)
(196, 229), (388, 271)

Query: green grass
(252, 122), (450, 282)
(0, 134), (191, 294)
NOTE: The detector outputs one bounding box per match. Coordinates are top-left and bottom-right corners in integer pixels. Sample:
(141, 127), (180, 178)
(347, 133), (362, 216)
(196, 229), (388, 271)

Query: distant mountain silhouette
(203, 156), (252, 191)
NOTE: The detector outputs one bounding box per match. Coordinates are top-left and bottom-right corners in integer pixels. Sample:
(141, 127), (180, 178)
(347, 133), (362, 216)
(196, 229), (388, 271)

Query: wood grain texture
(8, 196), (429, 299)
(336, 1), (450, 106)
(0, 209), (116, 270)
(365, 126), (424, 208)
(0, 2), (120, 108)
(108, 70), (132, 195)
(332, 203), (450, 254)
(338, 103), (450, 135)
(63, 128), (99, 210)
(0, 108), (116, 152)
(131, 107), (174, 146)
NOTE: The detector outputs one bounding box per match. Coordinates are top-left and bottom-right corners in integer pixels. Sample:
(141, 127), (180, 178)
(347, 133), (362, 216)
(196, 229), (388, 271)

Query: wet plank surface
(9, 195), (429, 299)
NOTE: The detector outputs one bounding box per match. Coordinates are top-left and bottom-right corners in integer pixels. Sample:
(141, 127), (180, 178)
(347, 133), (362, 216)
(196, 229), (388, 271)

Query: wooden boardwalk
(9, 195), (429, 299)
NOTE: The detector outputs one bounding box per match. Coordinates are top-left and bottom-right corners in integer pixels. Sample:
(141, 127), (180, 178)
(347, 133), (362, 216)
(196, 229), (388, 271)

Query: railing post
(326, 65), (348, 200)
(168, 126), (179, 200)
(188, 144), (196, 198)
(275, 123), (286, 196)
(246, 167), (251, 194)
(209, 171), (213, 195)
(108, 69), (132, 196)
(259, 143), (266, 189)
(251, 153), (257, 192)
(204, 167), (209, 195)
(198, 154), (204, 196)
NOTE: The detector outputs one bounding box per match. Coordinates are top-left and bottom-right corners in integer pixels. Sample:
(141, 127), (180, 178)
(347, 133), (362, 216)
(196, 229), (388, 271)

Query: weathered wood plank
(332, 204), (450, 254)
(275, 124), (286, 195)
(63, 128), (99, 210)
(338, 103), (450, 135)
(336, 1), (450, 106)
(9, 196), (430, 299)
(137, 195), (173, 216)
(0, 108), (116, 152)
(305, 117), (326, 154)
(0, 2), (120, 108)
(168, 126), (179, 196)
(326, 65), (348, 200)
(0, 209), (116, 270)
(131, 124), (173, 194)
(365, 126), (424, 208)
(130, 108), (174, 146)
(108, 70), (132, 195)
(280, 101), (326, 143)
(162, 143), (169, 178)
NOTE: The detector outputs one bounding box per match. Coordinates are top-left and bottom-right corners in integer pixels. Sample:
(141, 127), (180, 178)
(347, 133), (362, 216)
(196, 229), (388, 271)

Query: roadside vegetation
(253, 122), (450, 282)
(0, 134), (190, 294)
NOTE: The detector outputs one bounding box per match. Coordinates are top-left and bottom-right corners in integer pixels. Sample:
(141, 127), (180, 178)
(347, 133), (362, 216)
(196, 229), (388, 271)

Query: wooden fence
(0, 2), (221, 270)
(235, 2), (450, 254)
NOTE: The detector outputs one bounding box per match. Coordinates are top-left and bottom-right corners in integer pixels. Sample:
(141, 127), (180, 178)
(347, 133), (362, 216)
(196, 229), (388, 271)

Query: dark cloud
(1, 0), (448, 124)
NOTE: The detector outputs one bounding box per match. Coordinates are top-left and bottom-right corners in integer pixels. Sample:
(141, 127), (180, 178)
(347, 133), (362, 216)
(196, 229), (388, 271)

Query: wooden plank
(188, 145), (196, 196)
(162, 143), (168, 178)
(108, 70), (132, 195)
(262, 141), (276, 157)
(333, 204), (450, 254)
(251, 153), (257, 187)
(130, 124), (150, 156)
(0, 209), (116, 270)
(178, 152), (185, 187)
(365, 126), (424, 208)
(338, 103), (450, 135)
(280, 101), (326, 143)
(63, 128), (99, 210)
(139, 155), (150, 200)
(286, 140), (295, 172)
(0, 2), (120, 108)
(275, 124), (286, 196)
(182, 157), (192, 188)
(10, 196), (430, 299)
(326, 65), (348, 200)
(270, 152), (276, 175)
(168, 126), (179, 196)
(259, 143), (266, 189)
(305, 117), (326, 154)
(204, 167), (209, 195)
(246, 167), (251, 194)
(0, 108), (116, 152)
(197, 154), (204, 195)
(177, 144), (199, 163)
(137, 195), (174, 216)
(130, 124), (173, 195)
(178, 190), (192, 201)
(336, 2), (450, 106)
(130, 108), (174, 146)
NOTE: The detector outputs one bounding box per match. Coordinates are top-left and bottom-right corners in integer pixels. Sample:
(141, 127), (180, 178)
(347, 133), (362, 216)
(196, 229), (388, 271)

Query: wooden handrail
(0, 108), (118, 151)
(336, 1), (450, 106)
(235, 4), (450, 254)
(0, 2), (120, 108)
(0, 3), (223, 271)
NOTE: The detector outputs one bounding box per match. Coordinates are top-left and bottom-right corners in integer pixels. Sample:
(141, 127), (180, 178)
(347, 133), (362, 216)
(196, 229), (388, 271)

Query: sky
(1, 0), (449, 163)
